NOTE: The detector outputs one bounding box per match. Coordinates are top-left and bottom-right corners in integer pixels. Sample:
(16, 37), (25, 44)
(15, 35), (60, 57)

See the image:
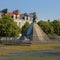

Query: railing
(0, 36), (60, 44)
(0, 37), (19, 44)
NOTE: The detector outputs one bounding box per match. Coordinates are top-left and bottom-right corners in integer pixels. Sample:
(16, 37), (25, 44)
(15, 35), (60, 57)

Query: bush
(21, 22), (30, 33)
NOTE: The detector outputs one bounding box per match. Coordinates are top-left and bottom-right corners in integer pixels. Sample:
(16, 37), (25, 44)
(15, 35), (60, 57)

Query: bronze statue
(33, 12), (36, 23)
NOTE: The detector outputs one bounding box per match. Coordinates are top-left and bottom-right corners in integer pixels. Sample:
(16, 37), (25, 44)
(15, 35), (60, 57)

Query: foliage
(38, 20), (54, 34)
(21, 22), (30, 33)
(38, 20), (60, 36)
(2, 8), (8, 15)
(47, 33), (57, 37)
(0, 15), (21, 37)
(51, 20), (60, 35)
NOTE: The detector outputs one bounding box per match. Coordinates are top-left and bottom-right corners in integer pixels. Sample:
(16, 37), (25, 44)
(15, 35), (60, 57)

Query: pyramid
(32, 23), (49, 44)
(19, 22), (50, 44)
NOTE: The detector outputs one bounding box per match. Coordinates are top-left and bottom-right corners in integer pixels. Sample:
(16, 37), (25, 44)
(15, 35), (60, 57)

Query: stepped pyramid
(19, 22), (50, 44)
(32, 23), (49, 44)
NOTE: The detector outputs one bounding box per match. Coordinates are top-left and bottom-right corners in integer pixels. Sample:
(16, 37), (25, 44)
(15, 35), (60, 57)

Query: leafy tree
(21, 22), (30, 33)
(51, 20), (60, 35)
(38, 20), (54, 34)
(0, 15), (21, 37)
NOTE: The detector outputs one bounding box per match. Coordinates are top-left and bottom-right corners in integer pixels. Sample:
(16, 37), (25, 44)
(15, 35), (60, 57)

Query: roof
(8, 12), (14, 16)
(13, 10), (20, 15)
(0, 11), (3, 14)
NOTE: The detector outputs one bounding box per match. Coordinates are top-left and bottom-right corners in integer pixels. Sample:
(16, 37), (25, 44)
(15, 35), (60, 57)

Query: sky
(0, 0), (60, 20)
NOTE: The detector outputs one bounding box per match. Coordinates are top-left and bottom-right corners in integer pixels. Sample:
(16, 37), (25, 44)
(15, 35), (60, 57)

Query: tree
(51, 20), (60, 35)
(21, 22), (30, 33)
(2, 8), (8, 15)
(38, 20), (54, 34)
(0, 15), (21, 37)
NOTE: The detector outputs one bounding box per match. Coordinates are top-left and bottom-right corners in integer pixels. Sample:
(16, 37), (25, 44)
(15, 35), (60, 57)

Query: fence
(0, 37), (20, 44)
(0, 36), (60, 44)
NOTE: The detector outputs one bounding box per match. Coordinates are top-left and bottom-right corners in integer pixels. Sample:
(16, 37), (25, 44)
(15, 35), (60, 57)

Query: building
(0, 9), (37, 28)
(8, 10), (34, 28)
(0, 12), (2, 18)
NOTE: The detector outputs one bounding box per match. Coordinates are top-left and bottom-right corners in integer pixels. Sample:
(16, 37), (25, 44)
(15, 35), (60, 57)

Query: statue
(33, 12), (37, 23)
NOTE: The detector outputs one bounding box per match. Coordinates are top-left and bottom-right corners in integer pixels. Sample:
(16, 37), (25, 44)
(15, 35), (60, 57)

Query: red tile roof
(8, 12), (14, 16)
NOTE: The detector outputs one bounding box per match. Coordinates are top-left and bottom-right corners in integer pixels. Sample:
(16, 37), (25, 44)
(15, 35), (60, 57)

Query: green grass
(0, 43), (60, 60)
(1, 54), (60, 60)
(0, 43), (60, 55)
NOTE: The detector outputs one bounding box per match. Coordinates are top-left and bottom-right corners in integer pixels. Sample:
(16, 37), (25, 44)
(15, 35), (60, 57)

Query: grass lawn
(0, 43), (60, 60)
(1, 54), (60, 60)
(0, 43), (60, 55)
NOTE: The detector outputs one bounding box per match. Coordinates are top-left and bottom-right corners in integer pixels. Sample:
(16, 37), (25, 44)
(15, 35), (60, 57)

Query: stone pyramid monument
(19, 22), (50, 44)
(32, 23), (49, 44)
(19, 13), (50, 44)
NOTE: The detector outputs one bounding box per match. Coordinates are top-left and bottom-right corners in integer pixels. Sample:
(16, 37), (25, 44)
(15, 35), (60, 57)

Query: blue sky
(0, 0), (60, 20)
